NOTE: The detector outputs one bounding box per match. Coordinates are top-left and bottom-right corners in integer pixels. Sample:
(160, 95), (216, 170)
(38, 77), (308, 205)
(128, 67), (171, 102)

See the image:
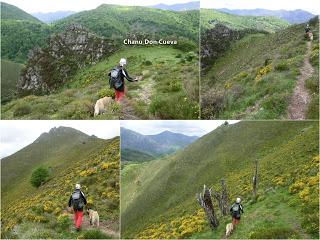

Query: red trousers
(74, 211), (83, 229)
(232, 217), (240, 225)
(115, 89), (125, 102)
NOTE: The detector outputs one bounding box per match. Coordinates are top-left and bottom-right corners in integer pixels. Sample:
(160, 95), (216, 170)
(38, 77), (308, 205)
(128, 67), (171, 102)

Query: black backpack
(71, 191), (84, 211)
(231, 203), (241, 218)
(109, 67), (123, 90)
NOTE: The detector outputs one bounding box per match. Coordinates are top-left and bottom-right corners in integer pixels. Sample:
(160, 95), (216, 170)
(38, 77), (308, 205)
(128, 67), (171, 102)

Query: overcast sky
(0, 120), (119, 159)
(2, 0), (194, 13)
(201, 0), (320, 14)
(121, 120), (239, 137)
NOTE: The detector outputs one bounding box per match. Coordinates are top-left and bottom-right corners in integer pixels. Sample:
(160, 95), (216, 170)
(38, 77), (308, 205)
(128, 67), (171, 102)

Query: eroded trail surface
(287, 41), (313, 119)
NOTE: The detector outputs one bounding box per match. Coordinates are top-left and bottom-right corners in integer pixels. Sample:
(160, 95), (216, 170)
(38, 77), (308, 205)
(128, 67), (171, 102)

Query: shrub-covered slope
(201, 17), (319, 119)
(53, 4), (199, 42)
(121, 121), (319, 239)
(1, 127), (120, 239)
(201, 9), (289, 33)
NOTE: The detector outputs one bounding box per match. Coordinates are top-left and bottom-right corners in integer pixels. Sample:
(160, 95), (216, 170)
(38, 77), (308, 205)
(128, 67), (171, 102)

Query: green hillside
(201, 17), (319, 119)
(1, 128), (120, 239)
(1, 46), (199, 119)
(1, 20), (51, 63)
(1, 2), (50, 63)
(121, 121), (319, 239)
(1, 2), (41, 22)
(1, 60), (23, 103)
(201, 9), (289, 33)
(121, 148), (156, 165)
(53, 4), (199, 42)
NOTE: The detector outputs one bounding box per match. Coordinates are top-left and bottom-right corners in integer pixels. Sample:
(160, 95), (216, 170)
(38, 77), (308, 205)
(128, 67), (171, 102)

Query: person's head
(75, 183), (81, 190)
(236, 197), (241, 203)
(307, 24), (310, 27)
(119, 58), (127, 67)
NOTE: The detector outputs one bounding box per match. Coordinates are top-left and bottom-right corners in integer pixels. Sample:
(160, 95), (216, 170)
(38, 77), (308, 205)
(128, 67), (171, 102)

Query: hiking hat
(119, 58), (127, 66)
(75, 183), (81, 189)
(236, 197), (241, 203)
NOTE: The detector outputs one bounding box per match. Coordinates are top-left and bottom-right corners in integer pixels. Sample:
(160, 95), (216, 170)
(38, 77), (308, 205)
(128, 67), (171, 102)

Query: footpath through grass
(1, 46), (198, 119)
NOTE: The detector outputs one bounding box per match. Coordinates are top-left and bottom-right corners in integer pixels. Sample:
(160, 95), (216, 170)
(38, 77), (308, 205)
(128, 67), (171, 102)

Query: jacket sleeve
(81, 191), (87, 205)
(68, 195), (72, 207)
(122, 69), (134, 82)
(240, 204), (244, 213)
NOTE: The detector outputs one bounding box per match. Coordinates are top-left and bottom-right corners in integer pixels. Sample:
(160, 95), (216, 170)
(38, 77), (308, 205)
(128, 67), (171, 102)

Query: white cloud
(121, 120), (240, 137)
(0, 120), (119, 159)
(201, 0), (320, 15)
(2, 0), (195, 13)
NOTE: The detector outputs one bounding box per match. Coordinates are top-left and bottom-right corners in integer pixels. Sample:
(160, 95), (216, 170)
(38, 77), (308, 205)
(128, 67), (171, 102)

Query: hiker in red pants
(68, 184), (87, 231)
(108, 58), (138, 102)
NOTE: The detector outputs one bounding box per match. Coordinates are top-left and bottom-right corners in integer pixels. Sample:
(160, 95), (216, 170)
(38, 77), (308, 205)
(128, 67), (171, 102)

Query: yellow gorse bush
(136, 210), (206, 239)
(255, 64), (272, 82)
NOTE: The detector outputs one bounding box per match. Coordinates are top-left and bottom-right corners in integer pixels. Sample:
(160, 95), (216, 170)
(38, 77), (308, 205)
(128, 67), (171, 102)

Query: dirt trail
(120, 98), (141, 120)
(120, 75), (155, 120)
(287, 41), (314, 119)
(68, 214), (119, 238)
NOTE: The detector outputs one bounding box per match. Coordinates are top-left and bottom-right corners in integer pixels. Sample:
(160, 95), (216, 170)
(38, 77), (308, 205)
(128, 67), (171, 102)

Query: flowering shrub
(136, 210), (206, 239)
(255, 64), (272, 82)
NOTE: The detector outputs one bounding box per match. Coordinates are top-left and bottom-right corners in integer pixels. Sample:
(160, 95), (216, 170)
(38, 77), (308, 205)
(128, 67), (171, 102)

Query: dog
(87, 209), (100, 227)
(225, 223), (234, 238)
(94, 96), (113, 116)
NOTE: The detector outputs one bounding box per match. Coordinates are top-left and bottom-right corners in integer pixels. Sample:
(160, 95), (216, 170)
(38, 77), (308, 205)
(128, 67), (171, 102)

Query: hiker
(230, 197), (244, 226)
(68, 183), (87, 231)
(305, 24), (311, 33)
(108, 58), (137, 102)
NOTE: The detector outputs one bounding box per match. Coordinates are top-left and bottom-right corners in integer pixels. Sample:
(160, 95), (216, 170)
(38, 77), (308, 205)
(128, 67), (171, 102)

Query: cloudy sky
(121, 120), (239, 137)
(201, 0), (320, 14)
(0, 120), (119, 159)
(2, 0), (193, 13)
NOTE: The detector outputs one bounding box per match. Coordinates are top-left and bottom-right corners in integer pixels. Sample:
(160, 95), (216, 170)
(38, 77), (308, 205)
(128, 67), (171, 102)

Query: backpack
(71, 191), (84, 211)
(109, 67), (122, 90)
(231, 203), (241, 218)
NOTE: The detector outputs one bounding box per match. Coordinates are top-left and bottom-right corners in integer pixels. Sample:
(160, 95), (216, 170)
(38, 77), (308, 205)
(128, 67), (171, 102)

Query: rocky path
(287, 41), (313, 119)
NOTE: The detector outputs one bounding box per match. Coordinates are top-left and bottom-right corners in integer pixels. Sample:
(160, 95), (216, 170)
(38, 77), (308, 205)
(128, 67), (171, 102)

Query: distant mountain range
(31, 11), (76, 23)
(217, 8), (315, 24)
(151, 1), (199, 11)
(120, 128), (198, 157)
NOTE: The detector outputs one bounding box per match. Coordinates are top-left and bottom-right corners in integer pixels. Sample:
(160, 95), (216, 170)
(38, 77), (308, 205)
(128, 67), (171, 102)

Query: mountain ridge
(121, 127), (198, 157)
(217, 8), (315, 24)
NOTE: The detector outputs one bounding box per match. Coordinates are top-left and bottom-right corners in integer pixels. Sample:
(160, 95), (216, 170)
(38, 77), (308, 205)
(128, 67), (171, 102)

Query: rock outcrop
(18, 24), (117, 96)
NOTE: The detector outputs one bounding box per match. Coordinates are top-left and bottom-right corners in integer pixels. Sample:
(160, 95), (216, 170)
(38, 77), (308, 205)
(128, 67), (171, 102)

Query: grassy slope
(121, 148), (156, 164)
(121, 121), (319, 239)
(201, 19), (319, 119)
(53, 4), (199, 42)
(1, 46), (199, 120)
(201, 9), (289, 32)
(1, 60), (23, 103)
(1, 136), (120, 239)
